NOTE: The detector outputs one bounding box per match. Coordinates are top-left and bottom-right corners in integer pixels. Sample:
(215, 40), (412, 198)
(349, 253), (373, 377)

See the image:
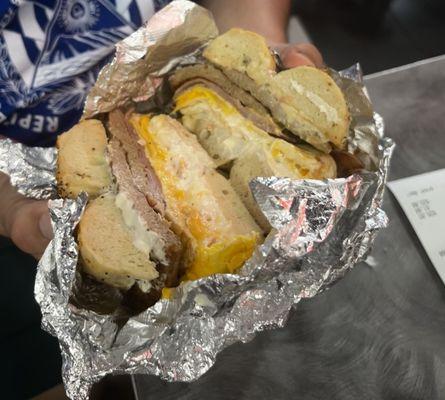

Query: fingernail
(39, 213), (53, 240)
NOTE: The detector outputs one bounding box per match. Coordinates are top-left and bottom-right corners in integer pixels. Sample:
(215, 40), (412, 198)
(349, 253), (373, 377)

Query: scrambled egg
(131, 114), (260, 289)
(175, 86), (271, 141)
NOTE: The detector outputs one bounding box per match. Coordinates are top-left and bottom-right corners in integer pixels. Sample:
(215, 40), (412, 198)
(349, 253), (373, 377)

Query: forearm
(200, 0), (291, 43)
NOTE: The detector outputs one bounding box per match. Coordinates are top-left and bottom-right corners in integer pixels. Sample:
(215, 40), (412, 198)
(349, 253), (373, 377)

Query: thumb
(272, 43), (324, 69)
(8, 200), (53, 259)
(38, 210), (53, 240)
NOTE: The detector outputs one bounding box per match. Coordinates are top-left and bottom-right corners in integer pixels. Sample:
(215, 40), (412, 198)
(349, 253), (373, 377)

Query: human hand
(272, 42), (324, 69)
(6, 199), (53, 259)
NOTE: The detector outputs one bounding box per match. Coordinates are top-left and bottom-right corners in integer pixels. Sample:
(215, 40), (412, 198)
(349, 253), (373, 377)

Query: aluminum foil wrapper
(0, 1), (395, 399)
(83, 0), (217, 118)
(0, 138), (57, 199)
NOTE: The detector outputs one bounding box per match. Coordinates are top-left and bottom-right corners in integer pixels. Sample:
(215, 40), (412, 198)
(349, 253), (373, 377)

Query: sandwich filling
(107, 110), (184, 288)
(131, 114), (262, 281)
(174, 84), (336, 233)
(175, 85), (271, 167)
(170, 64), (282, 136)
(175, 85), (336, 179)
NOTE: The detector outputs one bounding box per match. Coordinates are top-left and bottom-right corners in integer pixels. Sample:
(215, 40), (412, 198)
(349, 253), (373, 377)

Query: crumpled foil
(83, 1), (217, 118)
(0, 1), (395, 399)
(0, 138), (56, 199)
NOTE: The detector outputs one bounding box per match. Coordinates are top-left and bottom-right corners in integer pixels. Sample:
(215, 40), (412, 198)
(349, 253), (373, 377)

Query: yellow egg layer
(175, 85), (237, 116)
(175, 86), (270, 141)
(131, 114), (259, 288)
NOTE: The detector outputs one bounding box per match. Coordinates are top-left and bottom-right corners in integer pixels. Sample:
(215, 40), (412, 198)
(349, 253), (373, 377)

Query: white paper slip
(387, 168), (445, 284)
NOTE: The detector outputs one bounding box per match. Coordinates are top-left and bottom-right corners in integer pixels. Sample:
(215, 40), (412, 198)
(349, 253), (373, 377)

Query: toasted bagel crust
(56, 119), (112, 198)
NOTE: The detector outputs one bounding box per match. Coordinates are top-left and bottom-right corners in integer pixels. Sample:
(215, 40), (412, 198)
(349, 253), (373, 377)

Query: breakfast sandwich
(55, 27), (353, 312)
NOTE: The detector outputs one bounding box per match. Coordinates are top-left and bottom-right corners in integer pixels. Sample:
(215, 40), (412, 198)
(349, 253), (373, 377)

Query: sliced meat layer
(170, 64), (283, 137)
(108, 109), (166, 215)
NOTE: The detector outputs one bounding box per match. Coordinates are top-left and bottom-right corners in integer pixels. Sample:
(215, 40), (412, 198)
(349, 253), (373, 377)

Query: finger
(280, 49), (316, 68)
(33, 205), (53, 259)
(292, 43), (324, 67)
(9, 200), (52, 259)
(31, 250), (45, 260)
(38, 210), (53, 240)
(30, 203), (53, 257)
(278, 43), (324, 69)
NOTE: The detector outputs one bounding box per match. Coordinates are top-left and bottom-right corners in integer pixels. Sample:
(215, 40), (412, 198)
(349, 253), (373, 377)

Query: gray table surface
(133, 56), (445, 400)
